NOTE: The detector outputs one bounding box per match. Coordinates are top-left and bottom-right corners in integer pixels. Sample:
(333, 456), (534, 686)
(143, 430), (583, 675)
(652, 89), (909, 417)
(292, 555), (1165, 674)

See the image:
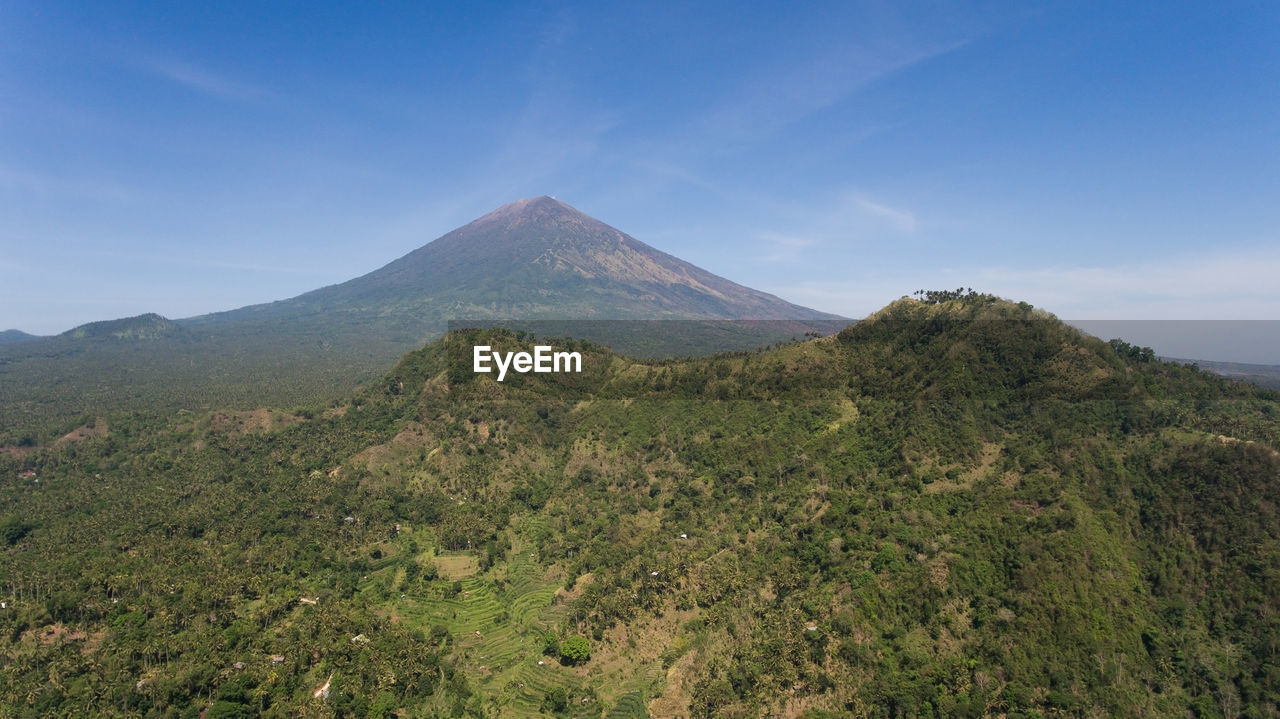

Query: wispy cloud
(741, 188), (920, 265)
(853, 195), (917, 233)
(628, 158), (724, 194)
(697, 38), (967, 144)
(137, 57), (274, 102)
(531, 6), (576, 60)
(482, 109), (620, 198)
(754, 230), (818, 263)
(604, 18), (971, 202)
(473, 9), (621, 200)
(758, 231), (816, 249)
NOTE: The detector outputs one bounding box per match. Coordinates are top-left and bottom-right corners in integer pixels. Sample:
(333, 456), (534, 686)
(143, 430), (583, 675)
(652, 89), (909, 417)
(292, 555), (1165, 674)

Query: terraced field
(365, 524), (660, 717)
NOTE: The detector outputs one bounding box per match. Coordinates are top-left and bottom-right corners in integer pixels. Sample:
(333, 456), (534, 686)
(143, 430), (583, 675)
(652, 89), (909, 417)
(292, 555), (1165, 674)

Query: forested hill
(59, 313), (182, 341)
(0, 330), (39, 345)
(2, 295), (1278, 717)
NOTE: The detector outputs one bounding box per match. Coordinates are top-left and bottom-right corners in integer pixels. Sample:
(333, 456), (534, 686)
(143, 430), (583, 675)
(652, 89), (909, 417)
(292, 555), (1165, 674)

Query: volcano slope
(1, 294), (1278, 717)
(0, 197), (842, 444)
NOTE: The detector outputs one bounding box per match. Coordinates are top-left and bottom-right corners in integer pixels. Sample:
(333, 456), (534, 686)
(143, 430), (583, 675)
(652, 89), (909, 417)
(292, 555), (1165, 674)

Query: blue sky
(2, 2), (1278, 357)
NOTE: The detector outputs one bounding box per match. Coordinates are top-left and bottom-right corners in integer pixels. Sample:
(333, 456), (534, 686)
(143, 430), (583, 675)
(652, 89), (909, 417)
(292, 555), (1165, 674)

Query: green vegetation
(2, 294), (1278, 716)
(0, 329), (39, 345)
(60, 313), (181, 341)
(0, 515), (35, 546)
(560, 636), (591, 665)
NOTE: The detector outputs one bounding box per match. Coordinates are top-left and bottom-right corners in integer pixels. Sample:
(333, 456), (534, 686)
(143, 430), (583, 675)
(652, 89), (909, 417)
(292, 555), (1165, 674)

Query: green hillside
(60, 313), (182, 341)
(0, 330), (39, 345)
(2, 294), (1278, 717)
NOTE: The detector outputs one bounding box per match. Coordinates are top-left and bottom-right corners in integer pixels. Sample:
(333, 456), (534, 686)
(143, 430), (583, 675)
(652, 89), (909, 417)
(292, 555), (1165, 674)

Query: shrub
(560, 635), (590, 665)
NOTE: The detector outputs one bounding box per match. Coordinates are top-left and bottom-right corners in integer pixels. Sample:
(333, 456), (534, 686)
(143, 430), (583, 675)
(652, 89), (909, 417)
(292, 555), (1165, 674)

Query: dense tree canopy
(2, 296), (1278, 717)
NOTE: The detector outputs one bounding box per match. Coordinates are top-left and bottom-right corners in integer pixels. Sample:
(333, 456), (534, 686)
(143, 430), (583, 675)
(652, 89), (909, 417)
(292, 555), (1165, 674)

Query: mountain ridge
(61, 312), (180, 341)
(0, 197), (843, 441)
(196, 196), (841, 323)
(0, 329), (39, 344)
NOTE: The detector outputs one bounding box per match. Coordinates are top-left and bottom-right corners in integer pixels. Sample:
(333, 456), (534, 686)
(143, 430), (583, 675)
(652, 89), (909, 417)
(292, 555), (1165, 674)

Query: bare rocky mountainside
(264, 196), (839, 321)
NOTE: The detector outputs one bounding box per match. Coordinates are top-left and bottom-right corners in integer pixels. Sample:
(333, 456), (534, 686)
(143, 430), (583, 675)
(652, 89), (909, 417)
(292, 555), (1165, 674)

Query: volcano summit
(0, 198), (843, 436)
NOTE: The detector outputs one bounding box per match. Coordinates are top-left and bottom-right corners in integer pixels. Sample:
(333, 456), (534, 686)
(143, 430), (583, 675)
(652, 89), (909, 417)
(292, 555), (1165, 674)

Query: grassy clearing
(434, 552), (479, 580)
(363, 532), (664, 717)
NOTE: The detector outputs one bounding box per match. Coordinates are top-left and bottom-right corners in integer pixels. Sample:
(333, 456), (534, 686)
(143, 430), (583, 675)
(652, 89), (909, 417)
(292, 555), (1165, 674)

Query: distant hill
(0, 197), (843, 440)
(60, 313), (180, 341)
(0, 329), (39, 345)
(1164, 357), (1280, 390)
